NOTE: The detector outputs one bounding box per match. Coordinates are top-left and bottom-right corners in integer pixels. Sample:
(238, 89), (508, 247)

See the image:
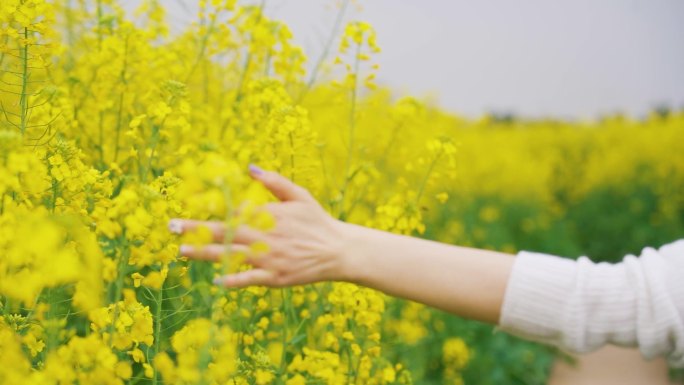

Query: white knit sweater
(499, 239), (684, 367)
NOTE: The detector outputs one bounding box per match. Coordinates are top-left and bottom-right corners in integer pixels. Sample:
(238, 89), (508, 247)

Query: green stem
(111, 246), (128, 303)
(378, 122), (404, 170)
(151, 286), (163, 385)
(0, 35), (7, 67)
(222, 0), (267, 139)
(317, 146), (335, 212)
(184, 12), (218, 85)
(141, 120), (163, 183)
(114, 36), (130, 163)
(338, 43), (361, 220)
(51, 179), (58, 213)
(288, 131), (296, 181)
(97, 0), (103, 49)
(98, 111), (104, 165)
(345, 344), (355, 381)
(415, 149), (444, 205)
(19, 27), (29, 135)
(64, 0), (76, 71)
(297, 0), (350, 103)
(278, 288), (291, 378)
(108, 237), (129, 348)
(44, 289), (59, 355)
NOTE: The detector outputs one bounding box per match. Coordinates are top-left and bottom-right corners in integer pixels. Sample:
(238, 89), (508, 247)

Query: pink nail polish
(248, 164), (264, 176)
(179, 245), (192, 254)
(168, 219), (183, 234)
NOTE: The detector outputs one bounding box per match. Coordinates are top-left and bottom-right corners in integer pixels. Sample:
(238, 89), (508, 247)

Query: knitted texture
(499, 240), (684, 367)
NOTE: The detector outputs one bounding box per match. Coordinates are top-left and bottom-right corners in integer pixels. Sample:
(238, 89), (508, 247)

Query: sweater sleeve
(498, 239), (684, 367)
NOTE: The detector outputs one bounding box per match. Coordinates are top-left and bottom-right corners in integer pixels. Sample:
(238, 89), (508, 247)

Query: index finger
(168, 219), (226, 242)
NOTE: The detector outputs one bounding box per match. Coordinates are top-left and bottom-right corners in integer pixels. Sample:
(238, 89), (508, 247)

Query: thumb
(249, 164), (314, 202)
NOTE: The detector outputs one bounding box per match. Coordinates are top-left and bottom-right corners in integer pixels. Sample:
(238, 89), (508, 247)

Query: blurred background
(130, 0), (684, 119)
(2, 0), (682, 384)
(116, 1), (684, 383)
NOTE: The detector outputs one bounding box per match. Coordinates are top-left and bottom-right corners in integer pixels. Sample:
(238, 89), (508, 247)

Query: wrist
(334, 221), (371, 284)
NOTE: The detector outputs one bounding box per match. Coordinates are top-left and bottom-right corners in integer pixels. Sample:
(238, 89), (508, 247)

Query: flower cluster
(2, 1), (683, 384)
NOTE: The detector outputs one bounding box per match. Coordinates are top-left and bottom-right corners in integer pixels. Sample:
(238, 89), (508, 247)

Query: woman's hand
(168, 165), (351, 288)
(169, 165), (515, 324)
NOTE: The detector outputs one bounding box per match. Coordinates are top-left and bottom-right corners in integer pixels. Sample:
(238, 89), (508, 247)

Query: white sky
(132, 0), (684, 119)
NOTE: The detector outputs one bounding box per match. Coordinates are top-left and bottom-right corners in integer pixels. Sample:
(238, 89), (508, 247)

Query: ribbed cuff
(498, 251), (577, 346)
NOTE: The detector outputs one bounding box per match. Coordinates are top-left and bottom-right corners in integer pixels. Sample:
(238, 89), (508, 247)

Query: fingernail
(248, 164), (264, 176)
(212, 276), (224, 285)
(168, 219), (183, 234)
(179, 244), (192, 254)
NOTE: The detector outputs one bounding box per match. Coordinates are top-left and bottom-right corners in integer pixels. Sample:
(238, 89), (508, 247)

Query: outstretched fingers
(168, 164), (322, 289)
(179, 243), (250, 262)
(249, 164), (315, 203)
(169, 218), (266, 244)
(213, 269), (282, 288)
(168, 219), (227, 241)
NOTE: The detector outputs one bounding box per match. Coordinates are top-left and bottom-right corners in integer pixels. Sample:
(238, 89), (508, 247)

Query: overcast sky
(131, 0), (684, 119)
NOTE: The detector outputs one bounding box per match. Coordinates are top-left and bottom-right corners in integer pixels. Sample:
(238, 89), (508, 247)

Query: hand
(168, 165), (351, 288)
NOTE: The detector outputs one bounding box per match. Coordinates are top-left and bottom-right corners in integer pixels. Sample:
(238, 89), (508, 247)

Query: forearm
(175, 166), (684, 364)
(338, 222), (516, 324)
